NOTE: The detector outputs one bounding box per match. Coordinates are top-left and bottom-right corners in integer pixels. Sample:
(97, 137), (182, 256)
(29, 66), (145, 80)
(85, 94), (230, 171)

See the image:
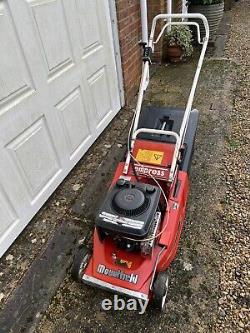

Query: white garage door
(0, 0), (121, 257)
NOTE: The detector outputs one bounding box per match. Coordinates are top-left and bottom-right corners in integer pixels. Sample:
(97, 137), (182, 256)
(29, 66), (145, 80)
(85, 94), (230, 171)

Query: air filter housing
(96, 179), (161, 239)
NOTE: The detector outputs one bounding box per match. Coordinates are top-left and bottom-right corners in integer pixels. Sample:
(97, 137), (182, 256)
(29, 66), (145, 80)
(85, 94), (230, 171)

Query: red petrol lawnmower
(72, 13), (209, 311)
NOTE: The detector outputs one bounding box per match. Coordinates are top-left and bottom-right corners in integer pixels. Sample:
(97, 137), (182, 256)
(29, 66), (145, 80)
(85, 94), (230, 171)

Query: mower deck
(78, 107), (198, 303)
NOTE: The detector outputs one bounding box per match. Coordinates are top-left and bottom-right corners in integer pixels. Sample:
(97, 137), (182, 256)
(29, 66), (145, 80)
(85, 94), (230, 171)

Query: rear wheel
(152, 271), (169, 311)
(71, 247), (90, 282)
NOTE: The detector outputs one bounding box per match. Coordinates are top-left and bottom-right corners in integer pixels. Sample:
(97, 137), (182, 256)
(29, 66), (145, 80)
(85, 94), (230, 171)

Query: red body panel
(83, 140), (189, 299)
(133, 139), (175, 167)
(85, 232), (162, 296)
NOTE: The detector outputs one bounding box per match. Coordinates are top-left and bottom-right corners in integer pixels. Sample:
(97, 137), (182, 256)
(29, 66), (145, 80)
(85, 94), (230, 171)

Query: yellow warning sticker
(136, 149), (164, 165)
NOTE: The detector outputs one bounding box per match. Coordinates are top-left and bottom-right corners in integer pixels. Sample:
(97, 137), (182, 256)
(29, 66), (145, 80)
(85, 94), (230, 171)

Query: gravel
(34, 51), (233, 333)
(214, 1), (250, 332)
(0, 3), (249, 332)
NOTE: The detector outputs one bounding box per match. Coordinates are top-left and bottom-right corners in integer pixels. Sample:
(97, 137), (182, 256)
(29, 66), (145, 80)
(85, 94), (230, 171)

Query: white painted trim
(167, 0), (172, 31)
(108, 0), (125, 107)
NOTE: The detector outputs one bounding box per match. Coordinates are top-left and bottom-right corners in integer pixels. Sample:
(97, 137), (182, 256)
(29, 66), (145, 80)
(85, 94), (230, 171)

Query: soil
(34, 56), (235, 333)
(1, 3), (249, 332)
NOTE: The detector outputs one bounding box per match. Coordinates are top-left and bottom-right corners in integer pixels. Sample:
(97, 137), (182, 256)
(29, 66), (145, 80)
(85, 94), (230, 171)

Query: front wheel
(71, 247), (91, 282)
(152, 271), (170, 311)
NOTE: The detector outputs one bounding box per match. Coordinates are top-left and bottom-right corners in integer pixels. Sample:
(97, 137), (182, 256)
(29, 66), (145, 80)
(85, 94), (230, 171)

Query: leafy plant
(165, 26), (193, 58)
(189, 0), (224, 4)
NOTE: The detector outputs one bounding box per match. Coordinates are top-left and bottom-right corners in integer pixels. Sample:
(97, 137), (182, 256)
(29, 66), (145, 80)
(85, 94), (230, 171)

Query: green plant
(189, 0), (224, 4)
(165, 26), (193, 59)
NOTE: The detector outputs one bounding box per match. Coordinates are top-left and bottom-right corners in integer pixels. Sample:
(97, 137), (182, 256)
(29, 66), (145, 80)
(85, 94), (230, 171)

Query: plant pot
(166, 45), (183, 63)
(224, 0), (232, 11)
(188, 3), (224, 40)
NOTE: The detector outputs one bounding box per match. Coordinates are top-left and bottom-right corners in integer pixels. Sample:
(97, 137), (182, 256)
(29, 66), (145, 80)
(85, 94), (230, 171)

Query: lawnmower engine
(96, 179), (162, 256)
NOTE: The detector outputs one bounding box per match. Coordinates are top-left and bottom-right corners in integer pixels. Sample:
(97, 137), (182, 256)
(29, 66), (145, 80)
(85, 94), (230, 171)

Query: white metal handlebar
(133, 128), (180, 142)
(154, 21), (203, 45)
(149, 13), (209, 48)
(133, 128), (181, 181)
(124, 13), (209, 182)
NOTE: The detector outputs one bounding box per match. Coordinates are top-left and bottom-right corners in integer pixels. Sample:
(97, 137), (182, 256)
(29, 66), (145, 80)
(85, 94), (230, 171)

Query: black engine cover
(96, 180), (161, 239)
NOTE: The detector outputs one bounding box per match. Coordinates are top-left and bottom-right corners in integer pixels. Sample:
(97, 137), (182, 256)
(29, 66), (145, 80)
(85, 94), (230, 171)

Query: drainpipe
(140, 0), (148, 44)
(167, 0), (172, 32)
(182, 0), (188, 19)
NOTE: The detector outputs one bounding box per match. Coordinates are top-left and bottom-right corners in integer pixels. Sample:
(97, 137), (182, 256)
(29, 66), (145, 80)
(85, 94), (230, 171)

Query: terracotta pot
(166, 45), (183, 63)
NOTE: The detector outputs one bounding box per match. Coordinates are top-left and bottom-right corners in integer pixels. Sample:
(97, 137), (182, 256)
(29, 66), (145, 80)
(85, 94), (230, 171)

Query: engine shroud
(96, 180), (161, 239)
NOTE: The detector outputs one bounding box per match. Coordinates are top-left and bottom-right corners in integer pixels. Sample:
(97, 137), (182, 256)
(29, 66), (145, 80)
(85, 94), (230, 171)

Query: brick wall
(116, 0), (142, 104)
(148, 0), (166, 62)
(115, 0), (183, 104)
(173, 0), (183, 13)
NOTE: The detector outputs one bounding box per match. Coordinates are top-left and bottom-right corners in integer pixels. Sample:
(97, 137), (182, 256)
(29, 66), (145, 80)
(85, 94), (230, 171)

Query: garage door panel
(28, 0), (75, 81)
(82, 45), (106, 76)
(0, 2), (35, 111)
(0, 149), (31, 219)
(100, 1), (121, 113)
(75, 0), (102, 56)
(84, 54), (120, 123)
(0, 185), (18, 237)
(56, 87), (91, 158)
(47, 69), (97, 159)
(88, 66), (112, 123)
(6, 116), (61, 201)
(0, 0), (122, 257)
